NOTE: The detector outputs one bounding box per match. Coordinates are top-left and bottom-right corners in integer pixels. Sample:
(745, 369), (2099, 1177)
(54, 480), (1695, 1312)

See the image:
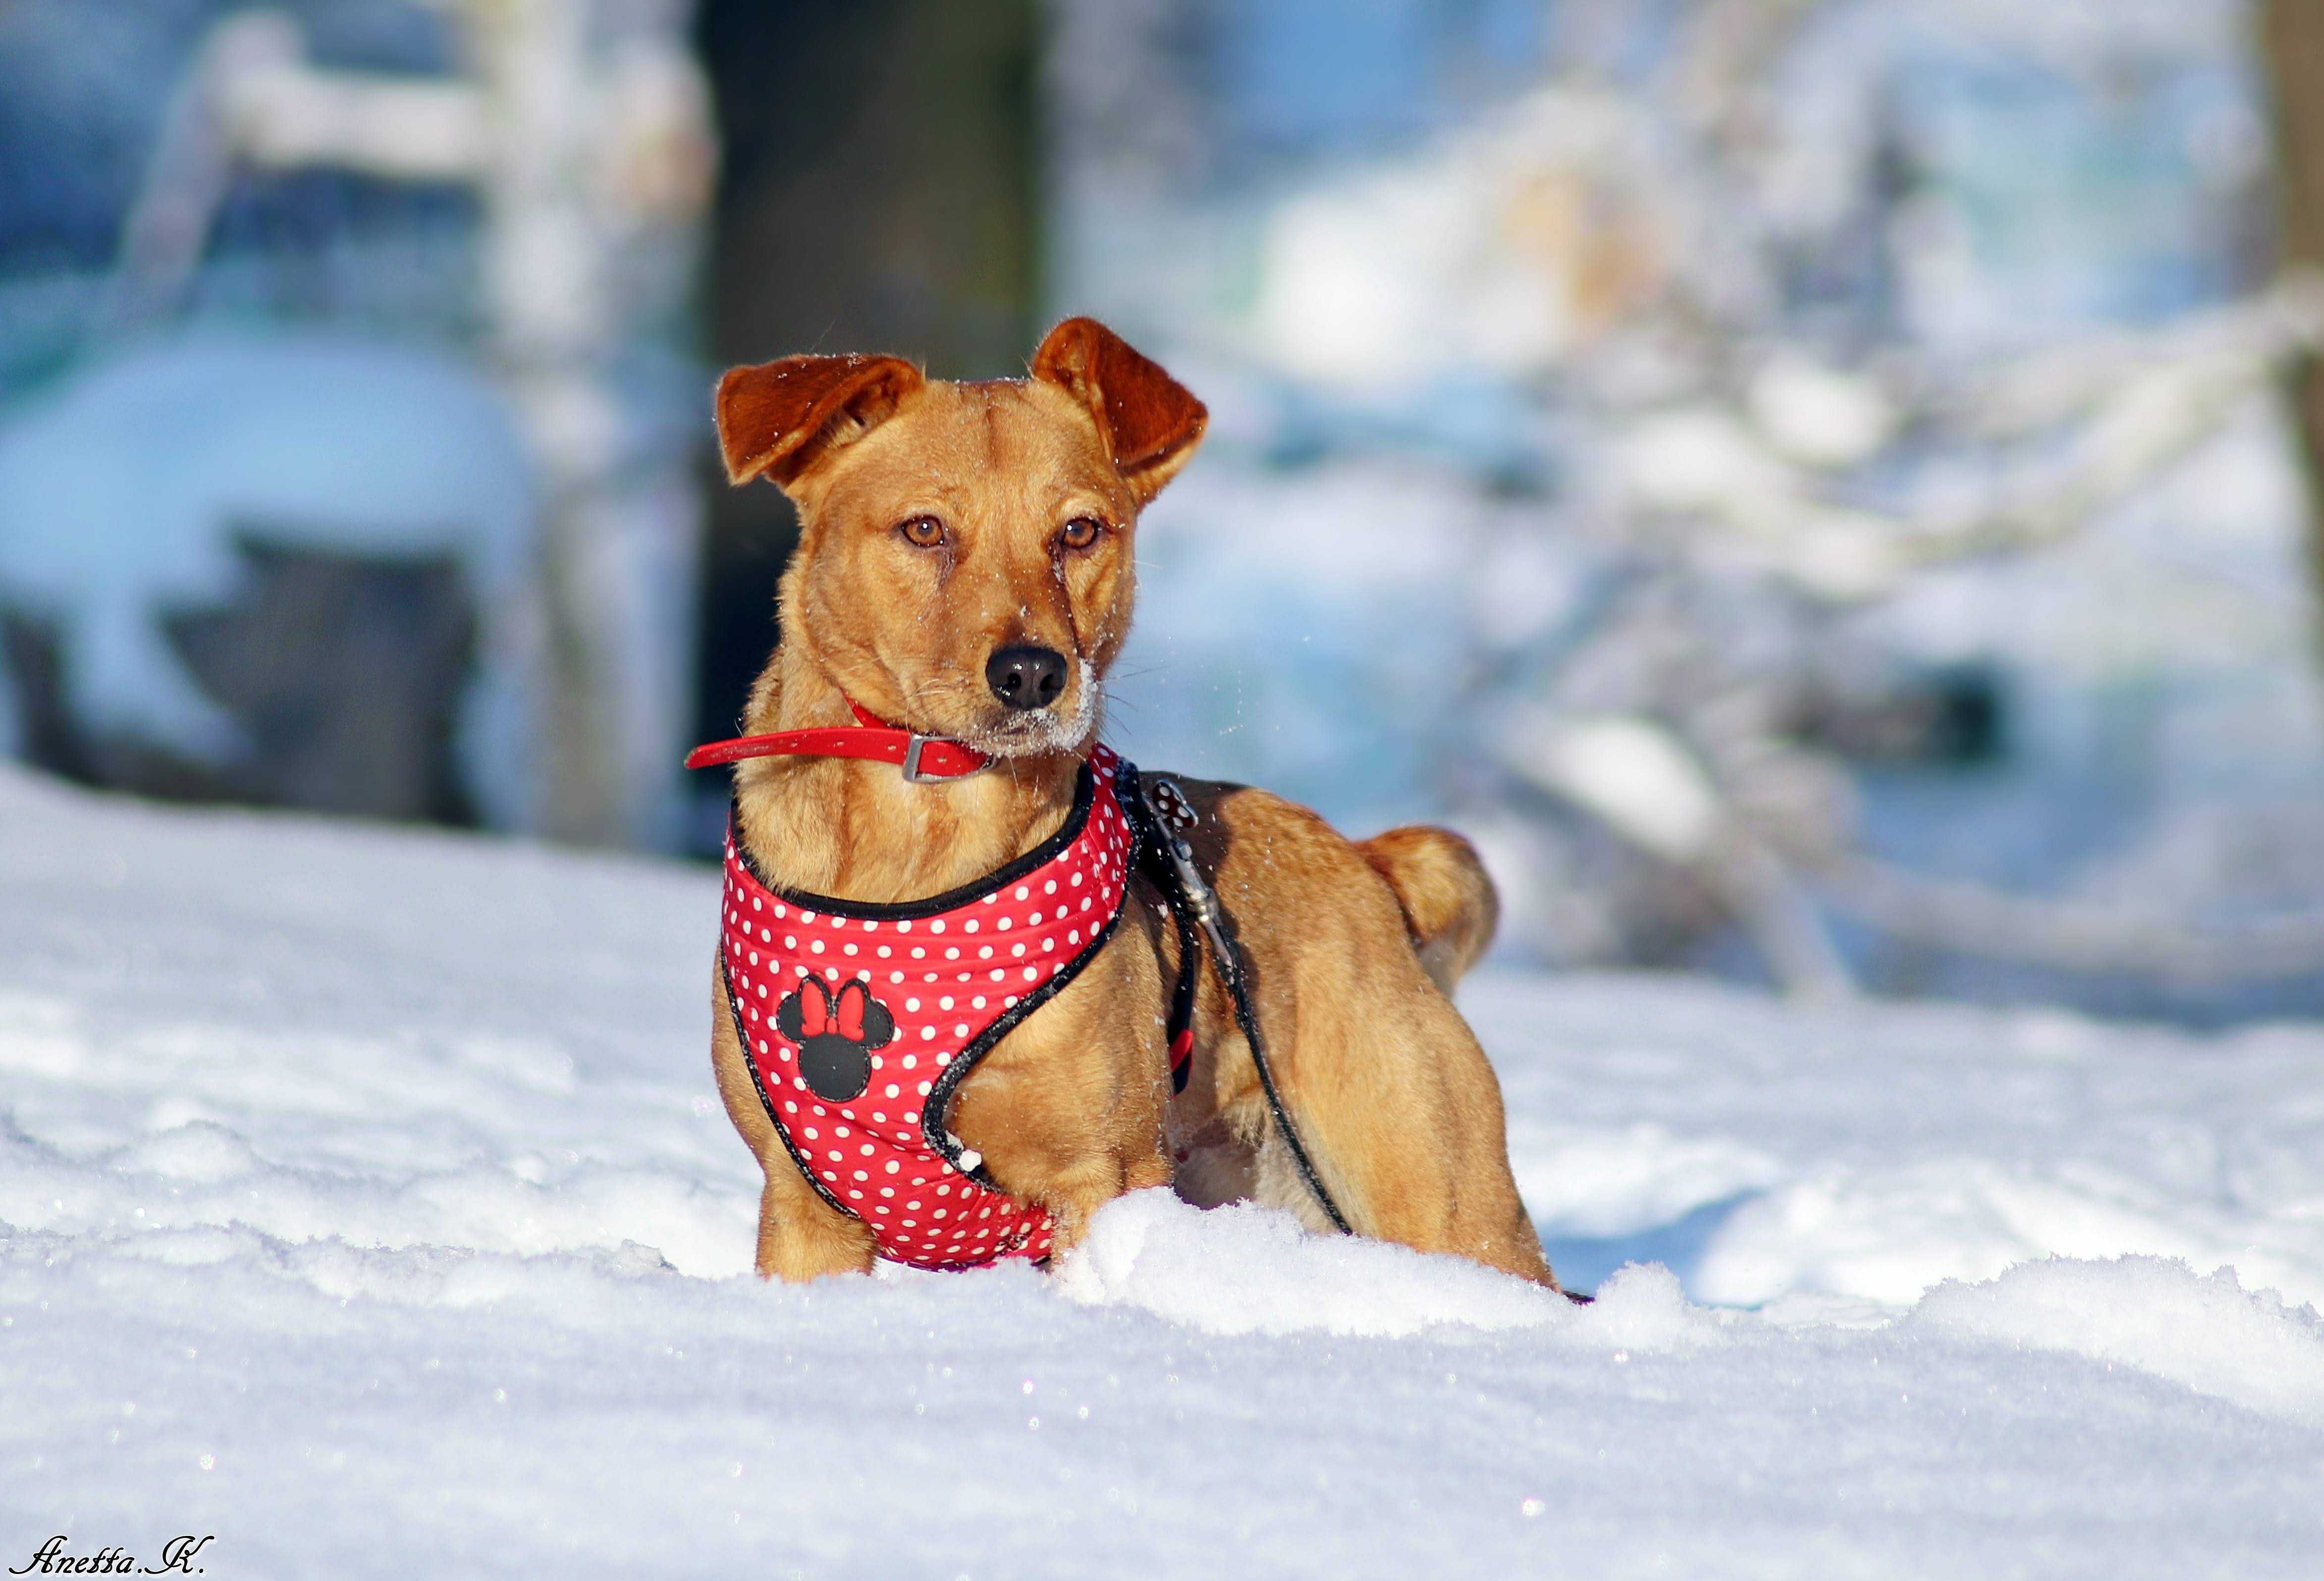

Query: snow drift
(3, 763), (2321, 1577)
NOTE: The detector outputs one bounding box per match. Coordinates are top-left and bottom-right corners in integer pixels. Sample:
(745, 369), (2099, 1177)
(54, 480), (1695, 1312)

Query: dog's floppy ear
(1030, 317), (1207, 504)
(715, 353), (926, 490)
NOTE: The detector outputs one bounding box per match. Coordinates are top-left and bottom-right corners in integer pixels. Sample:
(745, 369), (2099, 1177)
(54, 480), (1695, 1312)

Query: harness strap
(1123, 766), (1353, 1236)
(1162, 904), (1200, 1094)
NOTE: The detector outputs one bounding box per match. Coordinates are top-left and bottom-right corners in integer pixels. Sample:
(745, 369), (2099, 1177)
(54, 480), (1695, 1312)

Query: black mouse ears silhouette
(776, 976), (896, 1050)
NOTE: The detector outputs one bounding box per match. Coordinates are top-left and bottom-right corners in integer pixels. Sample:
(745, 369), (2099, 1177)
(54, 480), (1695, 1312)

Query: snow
(1476, 976), (2324, 1311)
(4, 761), (2323, 1575)
(1908, 1256), (2324, 1430)
(1055, 1190), (1575, 1339)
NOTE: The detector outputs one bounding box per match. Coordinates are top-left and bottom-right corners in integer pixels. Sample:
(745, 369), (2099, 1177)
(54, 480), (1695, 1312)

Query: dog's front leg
(710, 960), (877, 1281)
(752, 1153), (877, 1282)
(1036, 1147), (1173, 1258)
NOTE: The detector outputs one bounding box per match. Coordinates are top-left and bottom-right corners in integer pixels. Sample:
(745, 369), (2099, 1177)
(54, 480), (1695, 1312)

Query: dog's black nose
(986, 646), (1069, 711)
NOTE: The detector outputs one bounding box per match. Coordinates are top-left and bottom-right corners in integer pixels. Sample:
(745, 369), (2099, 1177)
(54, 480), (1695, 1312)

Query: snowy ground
(3, 763), (2321, 1577)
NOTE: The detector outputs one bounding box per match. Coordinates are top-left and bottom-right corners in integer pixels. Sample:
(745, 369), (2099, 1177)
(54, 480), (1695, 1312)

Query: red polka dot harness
(717, 747), (1136, 1269)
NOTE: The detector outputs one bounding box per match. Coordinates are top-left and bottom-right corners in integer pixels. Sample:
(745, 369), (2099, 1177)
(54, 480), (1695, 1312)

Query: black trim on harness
(919, 894), (1130, 1192)
(729, 761), (1098, 922)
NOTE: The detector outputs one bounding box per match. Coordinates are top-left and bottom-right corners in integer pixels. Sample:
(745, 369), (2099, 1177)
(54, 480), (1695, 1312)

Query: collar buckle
(901, 732), (948, 783)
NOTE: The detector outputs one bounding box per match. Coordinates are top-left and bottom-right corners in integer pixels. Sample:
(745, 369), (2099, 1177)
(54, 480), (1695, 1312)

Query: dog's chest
(717, 749), (1137, 1268)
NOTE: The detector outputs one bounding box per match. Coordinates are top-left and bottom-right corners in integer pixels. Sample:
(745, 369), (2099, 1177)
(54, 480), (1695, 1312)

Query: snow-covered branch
(1815, 851), (2324, 982)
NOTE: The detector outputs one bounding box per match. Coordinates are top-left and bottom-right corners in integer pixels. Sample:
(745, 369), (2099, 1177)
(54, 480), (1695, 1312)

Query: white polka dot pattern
(718, 747), (1136, 1270)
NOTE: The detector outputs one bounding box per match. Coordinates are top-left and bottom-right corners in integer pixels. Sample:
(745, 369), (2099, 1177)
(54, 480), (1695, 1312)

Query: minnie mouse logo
(775, 977), (897, 1101)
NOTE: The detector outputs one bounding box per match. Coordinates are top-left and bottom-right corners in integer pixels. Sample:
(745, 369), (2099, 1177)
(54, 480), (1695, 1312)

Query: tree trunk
(2259, 0), (2324, 662)
(689, 0), (1040, 777)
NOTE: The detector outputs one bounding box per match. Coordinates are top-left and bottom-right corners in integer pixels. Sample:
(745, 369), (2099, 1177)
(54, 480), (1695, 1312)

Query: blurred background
(7, 0), (2324, 1022)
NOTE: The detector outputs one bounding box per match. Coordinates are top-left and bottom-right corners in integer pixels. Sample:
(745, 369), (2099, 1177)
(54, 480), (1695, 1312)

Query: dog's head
(715, 318), (1206, 758)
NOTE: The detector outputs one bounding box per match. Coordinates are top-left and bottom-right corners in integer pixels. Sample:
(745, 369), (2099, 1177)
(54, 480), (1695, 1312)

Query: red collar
(683, 699), (992, 782)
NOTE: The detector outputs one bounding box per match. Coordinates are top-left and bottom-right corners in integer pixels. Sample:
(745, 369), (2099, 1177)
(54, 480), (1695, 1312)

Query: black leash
(1123, 765), (1353, 1236)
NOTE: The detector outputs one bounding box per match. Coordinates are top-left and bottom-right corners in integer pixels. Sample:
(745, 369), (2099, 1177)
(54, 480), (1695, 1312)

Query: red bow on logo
(796, 977), (867, 1039)
(778, 976), (896, 1052)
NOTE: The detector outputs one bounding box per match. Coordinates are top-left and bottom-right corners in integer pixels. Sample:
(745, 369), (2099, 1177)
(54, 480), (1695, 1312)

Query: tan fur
(1360, 825), (1501, 995)
(706, 318), (1557, 1289)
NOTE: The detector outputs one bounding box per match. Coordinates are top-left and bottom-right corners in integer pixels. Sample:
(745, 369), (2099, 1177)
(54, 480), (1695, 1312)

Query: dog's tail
(1359, 825), (1499, 995)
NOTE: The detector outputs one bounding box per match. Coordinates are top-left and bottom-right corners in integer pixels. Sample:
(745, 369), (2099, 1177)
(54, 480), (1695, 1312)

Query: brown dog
(704, 317), (1558, 1289)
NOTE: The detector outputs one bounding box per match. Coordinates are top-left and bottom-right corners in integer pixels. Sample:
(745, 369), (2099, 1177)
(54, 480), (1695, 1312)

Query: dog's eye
(897, 516), (947, 549)
(1059, 517), (1104, 551)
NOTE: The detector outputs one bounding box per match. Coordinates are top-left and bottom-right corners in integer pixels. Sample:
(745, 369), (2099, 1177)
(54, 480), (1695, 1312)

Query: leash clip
(1149, 777), (1229, 953)
(1165, 838), (1228, 952)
